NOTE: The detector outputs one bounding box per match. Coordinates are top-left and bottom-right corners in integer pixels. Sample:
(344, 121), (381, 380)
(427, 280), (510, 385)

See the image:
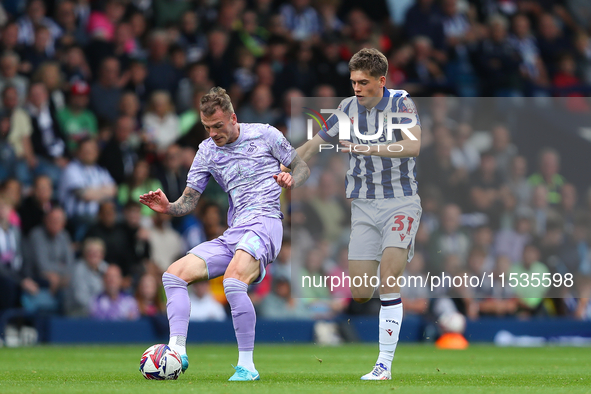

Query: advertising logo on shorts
(303, 106), (418, 152)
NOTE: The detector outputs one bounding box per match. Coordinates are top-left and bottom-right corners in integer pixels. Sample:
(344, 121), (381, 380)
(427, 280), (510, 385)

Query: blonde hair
(200, 86), (234, 116)
(83, 237), (106, 255)
(148, 90), (174, 114)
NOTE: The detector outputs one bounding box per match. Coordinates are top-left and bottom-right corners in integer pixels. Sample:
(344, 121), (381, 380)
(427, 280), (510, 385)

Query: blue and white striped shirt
(318, 88), (420, 199)
(58, 160), (115, 218)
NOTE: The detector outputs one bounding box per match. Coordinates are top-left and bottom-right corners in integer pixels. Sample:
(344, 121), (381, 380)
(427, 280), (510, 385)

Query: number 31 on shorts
(391, 215), (414, 234)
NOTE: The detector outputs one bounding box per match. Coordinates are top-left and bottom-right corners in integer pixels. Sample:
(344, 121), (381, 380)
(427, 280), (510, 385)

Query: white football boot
(360, 363), (392, 380)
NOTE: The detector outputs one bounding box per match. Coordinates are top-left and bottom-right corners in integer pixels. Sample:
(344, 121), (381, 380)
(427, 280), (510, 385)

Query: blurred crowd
(1, 0), (591, 328)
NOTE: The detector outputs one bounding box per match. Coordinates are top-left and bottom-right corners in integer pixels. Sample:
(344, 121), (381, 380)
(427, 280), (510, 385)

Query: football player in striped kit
(293, 48), (423, 380)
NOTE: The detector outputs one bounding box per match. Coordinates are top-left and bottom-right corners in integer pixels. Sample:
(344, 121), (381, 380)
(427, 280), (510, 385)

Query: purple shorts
(188, 216), (283, 284)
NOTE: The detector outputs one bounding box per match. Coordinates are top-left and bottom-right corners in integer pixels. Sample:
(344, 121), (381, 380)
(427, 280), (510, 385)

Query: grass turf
(0, 344), (590, 394)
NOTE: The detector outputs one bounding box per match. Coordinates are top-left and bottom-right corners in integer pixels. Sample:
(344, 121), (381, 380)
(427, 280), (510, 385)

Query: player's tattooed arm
(167, 187), (202, 216)
(288, 154), (310, 189)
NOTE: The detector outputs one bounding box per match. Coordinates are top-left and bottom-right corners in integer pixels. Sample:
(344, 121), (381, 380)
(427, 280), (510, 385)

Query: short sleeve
(186, 147), (211, 193)
(318, 98), (350, 143)
(265, 125), (296, 167)
(395, 94), (421, 127)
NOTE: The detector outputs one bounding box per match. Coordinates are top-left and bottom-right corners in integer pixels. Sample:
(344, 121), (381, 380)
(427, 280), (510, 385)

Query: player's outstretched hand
(274, 172), (294, 189)
(339, 141), (373, 156)
(139, 188), (170, 214)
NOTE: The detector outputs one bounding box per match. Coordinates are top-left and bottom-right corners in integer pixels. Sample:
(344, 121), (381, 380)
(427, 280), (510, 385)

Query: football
(139, 344), (182, 380)
(438, 312), (467, 334)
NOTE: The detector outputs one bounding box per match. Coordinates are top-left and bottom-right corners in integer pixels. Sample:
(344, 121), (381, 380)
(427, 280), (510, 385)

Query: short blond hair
(200, 87), (234, 116)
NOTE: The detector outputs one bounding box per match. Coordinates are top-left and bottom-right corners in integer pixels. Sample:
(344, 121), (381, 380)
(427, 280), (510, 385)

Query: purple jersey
(187, 123), (295, 227)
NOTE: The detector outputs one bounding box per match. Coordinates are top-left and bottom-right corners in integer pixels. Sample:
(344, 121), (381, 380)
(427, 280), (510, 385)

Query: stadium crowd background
(0, 0), (591, 335)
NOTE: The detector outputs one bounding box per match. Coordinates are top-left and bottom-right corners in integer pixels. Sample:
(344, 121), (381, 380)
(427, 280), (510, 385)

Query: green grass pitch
(1, 344), (590, 394)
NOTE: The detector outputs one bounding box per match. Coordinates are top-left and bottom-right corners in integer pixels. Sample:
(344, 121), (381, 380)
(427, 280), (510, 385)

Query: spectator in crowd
(559, 216), (591, 276)
(177, 10), (208, 64)
(26, 206), (74, 303)
(557, 183), (579, 235)
(495, 207), (534, 263)
(58, 138), (117, 240)
(259, 274), (312, 320)
(155, 144), (187, 204)
(530, 184), (559, 237)
(511, 243), (550, 317)
(61, 45), (91, 85)
(135, 273), (165, 317)
(188, 281), (227, 321)
(176, 62), (212, 114)
(537, 13), (572, 79)
(86, 0), (126, 43)
(66, 238), (108, 317)
(271, 236), (292, 282)
(488, 124), (518, 180)
(237, 84), (276, 124)
(55, 0), (87, 48)
(118, 159), (162, 217)
(18, 175), (56, 236)
(98, 116), (137, 185)
(1, 85), (34, 185)
(406, 36), (447, 94)
(0, 194), (28, 311)
(507, 155), (532, 208)
(26, 82), (67, 186)
(121, 201), (151, 275)
(57, 81), (98, 154)
(419, 133), (469, 206)
(1, 22), (21, 53)
(16, 0), (61, 50)
(468, 153), (502, 218)
(282, 41), (318, 96)
(124, 60), (148, 107)
(0, 178), (22, 227)
(0, 52), (28, 107)
(179, 88), (207, 138)
(84, 200), (131, 279)
(35, 62), (65, 111)
(304, 171), (347, 243)
(280, 0), (321, 42)
(90, 264), (140, 321)
(20, 25), (55, 75)
(89, 57), (122, 123)
(232, 48), (257, 99)
(428, 204), (471, 270)
(142, 90), (180, 153)
(473, 14), (521, 96)
(148, 212), (184, 274)
(477, 255), (518, 316)
(145, 30), (177, 95)
(450, 123), (480, 174)
(204, 29), (233, 88)
(508, 13), (549, 95)
(404, 0), (445, 54)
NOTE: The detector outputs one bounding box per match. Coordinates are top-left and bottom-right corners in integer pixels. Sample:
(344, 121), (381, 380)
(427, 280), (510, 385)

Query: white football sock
(237, 350), (255, 372)
(376, 293), (403, 370)
(168, 335), (186, 356)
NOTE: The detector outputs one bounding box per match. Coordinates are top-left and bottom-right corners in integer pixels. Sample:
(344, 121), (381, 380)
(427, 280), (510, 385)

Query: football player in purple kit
(139, 87), (309, 381)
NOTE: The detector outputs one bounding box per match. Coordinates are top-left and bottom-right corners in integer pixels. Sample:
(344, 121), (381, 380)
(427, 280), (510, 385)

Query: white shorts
(348, 195), (422, 263)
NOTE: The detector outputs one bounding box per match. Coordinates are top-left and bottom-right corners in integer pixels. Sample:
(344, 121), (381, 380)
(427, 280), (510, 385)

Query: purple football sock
(162, 273), (190, 338)
(223, 278), (256, 351)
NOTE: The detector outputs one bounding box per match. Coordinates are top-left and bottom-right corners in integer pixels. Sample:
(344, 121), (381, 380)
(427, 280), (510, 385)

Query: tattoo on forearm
(288, 155), (310, 189)
(167, 187), (201, 216)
